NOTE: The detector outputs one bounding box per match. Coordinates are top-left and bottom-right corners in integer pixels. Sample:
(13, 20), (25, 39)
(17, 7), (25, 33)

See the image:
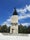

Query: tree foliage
(0, 24), (30, 33)
(18, 24), (30, 34)
(0, 25), (10, 33)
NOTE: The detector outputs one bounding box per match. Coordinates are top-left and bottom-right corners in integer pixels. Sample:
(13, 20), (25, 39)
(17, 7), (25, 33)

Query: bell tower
(10, 8), (18, 34)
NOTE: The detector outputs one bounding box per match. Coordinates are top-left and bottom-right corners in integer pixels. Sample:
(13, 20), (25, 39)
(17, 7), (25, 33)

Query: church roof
(13, 8), (18, 15)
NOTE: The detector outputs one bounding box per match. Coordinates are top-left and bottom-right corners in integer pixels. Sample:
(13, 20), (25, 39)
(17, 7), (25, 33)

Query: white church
(10, 8), (18, 34)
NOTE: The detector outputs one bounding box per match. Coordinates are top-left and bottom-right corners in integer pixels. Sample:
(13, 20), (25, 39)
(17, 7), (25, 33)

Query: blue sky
(0, 0), (30, 26)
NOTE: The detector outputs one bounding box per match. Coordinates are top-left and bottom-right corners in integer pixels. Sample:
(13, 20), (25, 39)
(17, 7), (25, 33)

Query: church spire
(13, 8), (18, 15)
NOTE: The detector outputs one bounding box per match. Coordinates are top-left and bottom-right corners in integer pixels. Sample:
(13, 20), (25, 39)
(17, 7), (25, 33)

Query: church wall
(10, 15), (18, 34)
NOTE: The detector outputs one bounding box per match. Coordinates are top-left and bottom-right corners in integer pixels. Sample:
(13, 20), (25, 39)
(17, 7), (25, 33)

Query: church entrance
(12, 29), (14, 33)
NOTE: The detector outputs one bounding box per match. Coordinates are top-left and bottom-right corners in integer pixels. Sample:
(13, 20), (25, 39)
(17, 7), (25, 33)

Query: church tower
(10, 8), (18, 34)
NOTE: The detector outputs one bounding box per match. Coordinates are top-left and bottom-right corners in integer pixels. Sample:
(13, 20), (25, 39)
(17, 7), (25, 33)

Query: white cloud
(21, 23), (30, 26)
(2, 14), (30, 26)
(18, 22), (30, 26)
(26, 5), (30, 11)
(1, 5), (30, 26)
(1, 17), (12, 27)
(16, 5), (30, 20)
(2, 22), (10, 27)
(17, 8), (26, 13)
(17, 5), (30, 14)
(19, 14), (30, 19)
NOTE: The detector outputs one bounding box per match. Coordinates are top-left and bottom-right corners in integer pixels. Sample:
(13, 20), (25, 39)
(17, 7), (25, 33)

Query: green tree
(0, 25), (2, 32)
(23, 26), (28, 33)
(7, 26), (10, 33)
(27, 25), (30, 33)
(2, 25), (7, 32)
(18, 24), (24, 33)
(18, 24), (28, 33)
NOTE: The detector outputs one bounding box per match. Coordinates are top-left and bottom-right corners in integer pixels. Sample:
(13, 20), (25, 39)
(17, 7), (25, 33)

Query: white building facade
(10, 8), (18, 34)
